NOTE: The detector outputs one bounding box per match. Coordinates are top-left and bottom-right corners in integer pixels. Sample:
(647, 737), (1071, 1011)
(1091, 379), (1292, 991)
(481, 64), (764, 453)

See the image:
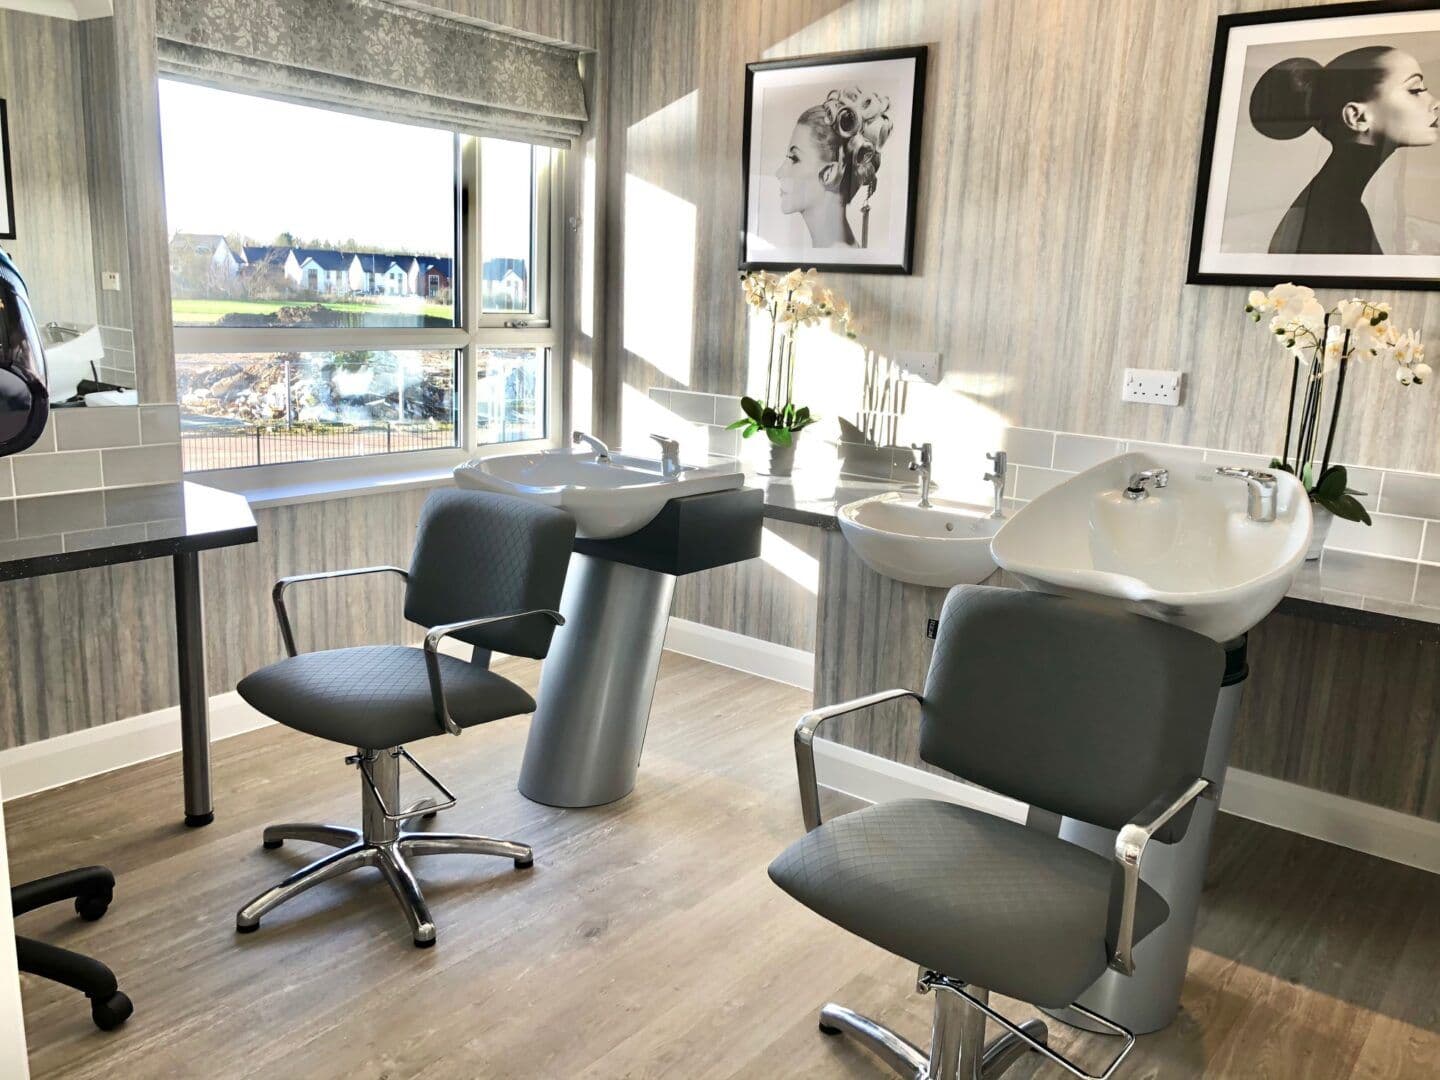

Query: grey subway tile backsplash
(1413, 564), (1440, 608)
(101, 444), (181, 488)
(13, 450), (103, 496)
(1326, 512), (1424, 560)
(1200, 447), (1266, 470)
(1053, 433), (1125, 472)
(16, 491), (105, 537)
(999, 427), (1054, 468)
(666, 390), (717, 425)
(1319, 550), (1418, 604)
(63, 522), (151, 553)
(1422, 522), (1440, 564)
(139, 404), (181, 444)
(1013, 465), (1069, 501)
(0, 460), (12, 500)
(17, 421), (56, 456)
(1378, 470), (1440, 520)
(54, 407), (141, 452)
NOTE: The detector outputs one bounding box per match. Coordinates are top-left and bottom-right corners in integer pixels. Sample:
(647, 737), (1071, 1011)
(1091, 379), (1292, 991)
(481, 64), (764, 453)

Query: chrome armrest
(795, 688), (923, 832)
(272, 565), (410, 658)
(1108, 776), (1215, 976)
(422, 609), (565, 735)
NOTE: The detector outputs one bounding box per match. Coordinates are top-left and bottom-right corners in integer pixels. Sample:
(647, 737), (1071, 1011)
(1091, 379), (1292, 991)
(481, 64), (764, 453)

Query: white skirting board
(1, 624), (1436, 876)
(667, 619), (1440, 876)
(663, 616), (815, 691)
(0, 693), (273, 803)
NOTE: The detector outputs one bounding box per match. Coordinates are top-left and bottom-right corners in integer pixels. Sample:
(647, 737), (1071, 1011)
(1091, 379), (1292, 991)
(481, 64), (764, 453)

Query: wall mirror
(0, 3), (137, 406)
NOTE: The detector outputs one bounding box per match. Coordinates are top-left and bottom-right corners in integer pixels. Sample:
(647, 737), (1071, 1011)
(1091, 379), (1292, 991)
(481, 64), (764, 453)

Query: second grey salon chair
(234, 489), (575, 947)
(770, 585), (1224, 1079)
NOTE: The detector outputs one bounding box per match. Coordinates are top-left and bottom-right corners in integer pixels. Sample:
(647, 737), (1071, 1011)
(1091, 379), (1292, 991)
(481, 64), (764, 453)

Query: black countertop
(0, 481), (258, 581)
(748, 468), (1440, 641)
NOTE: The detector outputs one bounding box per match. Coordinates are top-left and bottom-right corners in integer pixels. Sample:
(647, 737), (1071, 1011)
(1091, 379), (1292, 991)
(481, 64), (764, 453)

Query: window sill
(196, 462), (461, 511)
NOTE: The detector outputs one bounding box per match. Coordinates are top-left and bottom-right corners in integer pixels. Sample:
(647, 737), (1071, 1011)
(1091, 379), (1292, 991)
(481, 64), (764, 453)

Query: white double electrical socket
(896, 350), (941, 383)
(1122, 368), (1182, 406)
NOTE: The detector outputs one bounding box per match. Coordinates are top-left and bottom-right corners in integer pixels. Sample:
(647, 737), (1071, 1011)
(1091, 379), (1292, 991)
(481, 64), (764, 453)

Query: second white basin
(991, 451), (1311, 642)
(838, 492), (1002, 587)
(454, 449), (743, 539)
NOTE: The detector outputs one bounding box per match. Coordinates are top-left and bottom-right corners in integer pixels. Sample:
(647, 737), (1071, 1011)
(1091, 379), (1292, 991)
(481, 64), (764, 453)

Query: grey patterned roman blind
(154, 0), (587, 147)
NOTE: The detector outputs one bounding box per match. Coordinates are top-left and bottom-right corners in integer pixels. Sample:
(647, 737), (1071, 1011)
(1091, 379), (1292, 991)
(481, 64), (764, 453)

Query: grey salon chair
(770, 585), (1224, 1079)
(234, 489), (575, 947)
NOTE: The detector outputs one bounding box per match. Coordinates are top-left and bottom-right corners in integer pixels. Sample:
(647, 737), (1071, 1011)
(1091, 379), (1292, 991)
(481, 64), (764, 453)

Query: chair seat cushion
(768, 798), (1170, 1009)
(238, 645), (536, 749)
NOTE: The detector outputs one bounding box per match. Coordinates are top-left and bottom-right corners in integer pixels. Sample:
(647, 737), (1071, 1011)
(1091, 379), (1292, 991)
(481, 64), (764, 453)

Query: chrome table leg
(236, 843), (374, 931)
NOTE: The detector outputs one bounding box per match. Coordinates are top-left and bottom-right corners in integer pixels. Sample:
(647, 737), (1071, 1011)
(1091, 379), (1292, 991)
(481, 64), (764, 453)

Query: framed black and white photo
(740, 46), (926, 274)
(1190, 1), (1440, 290)
(0, 100), (14, 241)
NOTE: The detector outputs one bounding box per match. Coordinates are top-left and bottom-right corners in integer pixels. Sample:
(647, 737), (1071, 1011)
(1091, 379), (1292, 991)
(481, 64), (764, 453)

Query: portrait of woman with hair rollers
(774, 87), (894, 249)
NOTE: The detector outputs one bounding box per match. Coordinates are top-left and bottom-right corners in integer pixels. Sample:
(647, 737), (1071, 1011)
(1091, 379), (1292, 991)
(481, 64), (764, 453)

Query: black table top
(0, 481), (258, 581)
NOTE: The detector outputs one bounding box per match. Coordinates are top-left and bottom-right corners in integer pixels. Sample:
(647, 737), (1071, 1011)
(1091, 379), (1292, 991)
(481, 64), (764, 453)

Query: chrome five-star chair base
(819, 970), (1134, 1080)
(236, 745), (531, 947)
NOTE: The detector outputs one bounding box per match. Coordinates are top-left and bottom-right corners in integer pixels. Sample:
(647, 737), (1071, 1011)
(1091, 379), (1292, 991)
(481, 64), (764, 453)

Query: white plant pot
(1307, 504), (1333, 561)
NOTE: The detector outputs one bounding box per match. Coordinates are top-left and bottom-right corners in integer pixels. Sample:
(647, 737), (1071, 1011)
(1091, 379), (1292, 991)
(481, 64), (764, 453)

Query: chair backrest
(920, 585), (1224, 833)
(404, 489), (576, 659)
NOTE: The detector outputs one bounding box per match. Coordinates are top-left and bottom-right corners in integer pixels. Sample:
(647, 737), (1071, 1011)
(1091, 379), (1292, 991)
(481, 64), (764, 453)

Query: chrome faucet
(1215, 466), (1278, 523)
(1124, 468), (1169, 501)
(649, 433), (682, 478)
(572, 430), (611, 463)
(984, 450), (1008, 518)
(909, 443), (934, 508)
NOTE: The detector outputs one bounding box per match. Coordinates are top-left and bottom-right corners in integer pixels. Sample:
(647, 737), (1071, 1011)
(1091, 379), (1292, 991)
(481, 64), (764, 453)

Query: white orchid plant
(732, 268), (857, 447)
(1245, 283), (1429, 524)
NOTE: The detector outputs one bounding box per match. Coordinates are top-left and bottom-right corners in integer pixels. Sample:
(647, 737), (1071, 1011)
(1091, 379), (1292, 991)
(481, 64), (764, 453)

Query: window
(160, 81), (559, 473)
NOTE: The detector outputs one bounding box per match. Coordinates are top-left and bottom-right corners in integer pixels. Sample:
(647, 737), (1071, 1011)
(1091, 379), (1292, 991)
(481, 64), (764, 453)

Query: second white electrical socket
(896, 350), (941, 383)
(101, 271), (121, 291)
(1122, 368), (1182, 406)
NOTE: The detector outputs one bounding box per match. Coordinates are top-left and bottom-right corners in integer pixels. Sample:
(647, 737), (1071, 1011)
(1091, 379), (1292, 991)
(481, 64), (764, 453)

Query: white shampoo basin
(990, 451), (1311, 642)
(454, 449), (744, 539)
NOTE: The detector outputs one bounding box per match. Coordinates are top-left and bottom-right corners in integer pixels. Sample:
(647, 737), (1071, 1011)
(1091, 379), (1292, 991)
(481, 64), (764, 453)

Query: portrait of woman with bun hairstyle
(742, 47), (927, 274)
(1251, 46), (1440, 254)
(1191, 6), (1440, 290)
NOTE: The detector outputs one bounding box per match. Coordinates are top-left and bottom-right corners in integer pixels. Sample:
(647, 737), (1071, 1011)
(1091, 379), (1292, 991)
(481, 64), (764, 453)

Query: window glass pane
(480, 139), (535, 314)
(178, 349), (458, 470)
(160, 81), (456, 329)
(476, 346), (546, 444)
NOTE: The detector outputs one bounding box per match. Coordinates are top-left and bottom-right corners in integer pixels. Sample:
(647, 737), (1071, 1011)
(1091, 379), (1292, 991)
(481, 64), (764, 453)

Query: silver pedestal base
(1045, 664), (1248, 1035)
(518, 555), (676, 808)
(236, 748), (532, 946)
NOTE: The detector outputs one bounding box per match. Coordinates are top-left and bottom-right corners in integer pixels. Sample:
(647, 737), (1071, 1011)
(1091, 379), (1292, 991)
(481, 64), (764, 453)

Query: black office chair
(770, 585), (1224, 1079)
(13, 867), (133, 1030)
(233, 488), (575, 947)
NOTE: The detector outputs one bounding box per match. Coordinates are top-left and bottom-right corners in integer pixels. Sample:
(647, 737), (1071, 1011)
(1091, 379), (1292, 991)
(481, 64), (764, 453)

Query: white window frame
(170, 109), (565, 492)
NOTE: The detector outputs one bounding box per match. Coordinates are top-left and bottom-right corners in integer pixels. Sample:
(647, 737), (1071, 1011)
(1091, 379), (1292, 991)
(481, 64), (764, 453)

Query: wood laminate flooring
(9, 652), (1440, 1078)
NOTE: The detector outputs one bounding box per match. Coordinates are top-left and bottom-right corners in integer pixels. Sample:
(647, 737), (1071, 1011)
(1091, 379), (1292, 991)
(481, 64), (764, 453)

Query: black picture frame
(739, 45), (927, 275)
(1188, 0), (1440, 291)
(0, 99), (14, 242)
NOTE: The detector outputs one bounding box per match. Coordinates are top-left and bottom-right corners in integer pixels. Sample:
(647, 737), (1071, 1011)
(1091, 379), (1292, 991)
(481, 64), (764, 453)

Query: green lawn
(172, 298), (455, 325)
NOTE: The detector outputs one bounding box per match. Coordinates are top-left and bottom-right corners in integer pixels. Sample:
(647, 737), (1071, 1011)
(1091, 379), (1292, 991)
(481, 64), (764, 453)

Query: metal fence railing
(181, 420), (456, 472)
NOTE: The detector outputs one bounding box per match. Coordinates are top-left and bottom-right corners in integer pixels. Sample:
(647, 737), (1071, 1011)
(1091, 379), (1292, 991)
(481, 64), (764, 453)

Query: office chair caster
(90, 990), (133, 1031)
(75, 886), (113, 922)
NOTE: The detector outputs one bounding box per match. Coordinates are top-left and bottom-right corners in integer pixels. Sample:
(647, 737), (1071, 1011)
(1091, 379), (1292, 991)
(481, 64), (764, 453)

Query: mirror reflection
(0, 4), (135, 406)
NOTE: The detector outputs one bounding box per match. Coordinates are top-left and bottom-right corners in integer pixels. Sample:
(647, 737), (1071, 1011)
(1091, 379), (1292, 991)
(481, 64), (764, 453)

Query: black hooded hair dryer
(0, 247), (50, 456)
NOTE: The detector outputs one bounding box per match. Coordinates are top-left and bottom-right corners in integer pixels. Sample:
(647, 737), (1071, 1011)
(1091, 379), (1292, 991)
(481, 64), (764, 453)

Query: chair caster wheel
(818, 1020), (841, 1036)
(75, 891), (112, 921)
(236, 921), (259, 934)
(91, 991), (133, 1031)
(263, 838), (283, 849)
(414, 936), (436, 949)
(514, 856), (534, 869)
